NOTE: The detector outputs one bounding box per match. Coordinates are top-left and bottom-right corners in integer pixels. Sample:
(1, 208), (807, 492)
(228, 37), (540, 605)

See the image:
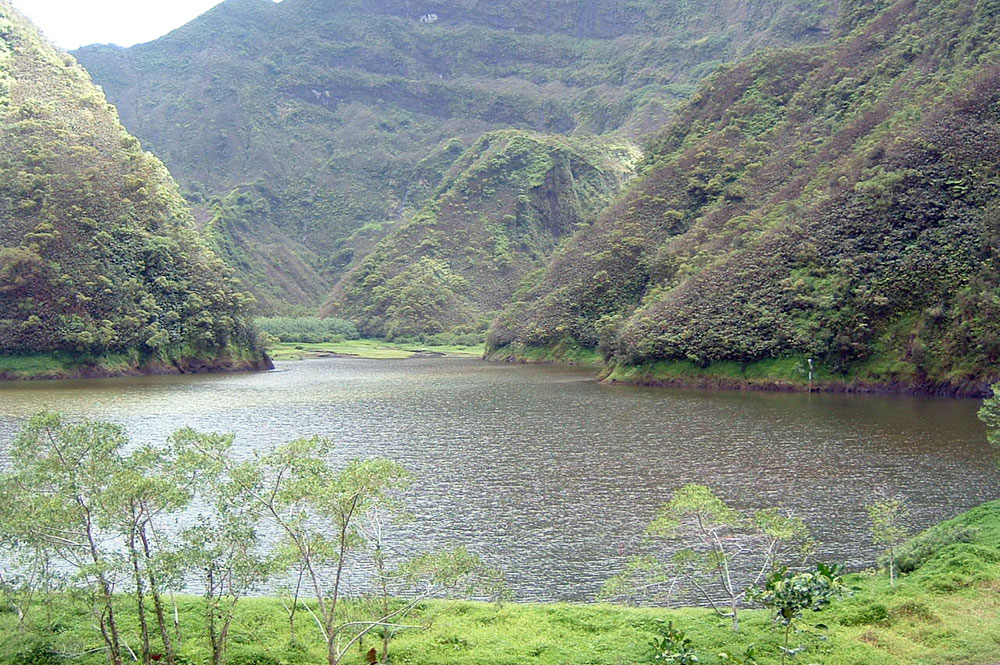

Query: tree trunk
(128, 521), (151, 665)
(139, 524), (176, 665)
(207, 569), (221, 665)
(80, 500), (124, 665)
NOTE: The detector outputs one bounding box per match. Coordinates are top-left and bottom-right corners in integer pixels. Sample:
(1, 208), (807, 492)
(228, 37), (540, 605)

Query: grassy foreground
(269, 339), (485, 361)
(4, 502), (1000, 665)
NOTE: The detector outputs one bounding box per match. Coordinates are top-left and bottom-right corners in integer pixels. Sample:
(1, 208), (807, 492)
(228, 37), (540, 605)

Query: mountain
(73, 0), (837, 315)
(488, 0), (1000, 395)
(320, 130), (639, 338)
(0, 2), (268, 378)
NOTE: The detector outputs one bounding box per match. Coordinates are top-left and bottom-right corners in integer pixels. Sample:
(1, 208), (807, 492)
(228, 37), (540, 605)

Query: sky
(9, 0), (230, 50)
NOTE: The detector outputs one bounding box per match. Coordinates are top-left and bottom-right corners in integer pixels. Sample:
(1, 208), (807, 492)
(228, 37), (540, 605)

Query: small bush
(0, 637), (62, 665)
(839, 602), (891, 626)
(889, 600), (938, 623)
(892, 526), (976, 573)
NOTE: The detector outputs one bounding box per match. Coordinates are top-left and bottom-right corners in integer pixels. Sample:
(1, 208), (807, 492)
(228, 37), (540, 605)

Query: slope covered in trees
(0, 2), (268, 378)
(488, 0), (1000, 395)
(321, 130), (639, 338)
(73, 0), (837, 314)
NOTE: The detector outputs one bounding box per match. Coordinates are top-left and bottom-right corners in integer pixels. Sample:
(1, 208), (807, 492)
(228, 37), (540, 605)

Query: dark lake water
(0, 358), (997, 601)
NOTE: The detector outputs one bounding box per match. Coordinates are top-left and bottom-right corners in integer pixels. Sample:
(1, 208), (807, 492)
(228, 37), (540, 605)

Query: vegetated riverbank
(601, 358), (995, 398)
(0, 348), (272, 382)
(486, 343), (994, 398)
(3, 500), (1000, 665)
(485, 339), (604, 367)
(269, 339), (485, 361)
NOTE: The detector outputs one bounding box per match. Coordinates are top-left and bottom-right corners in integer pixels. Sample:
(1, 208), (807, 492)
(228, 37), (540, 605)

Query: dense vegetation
(0, 413), (505, 665)
(0, 2), (266, 377)
(489, 0), (1000, 395)
(4, 409), (1000, 665)
(255, 315), (359, 344)
(321, 131), (638, 338)
(73, 0), (836, 315)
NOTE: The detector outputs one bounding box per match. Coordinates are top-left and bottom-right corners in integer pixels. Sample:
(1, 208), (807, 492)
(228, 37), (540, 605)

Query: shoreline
(0, 354), (274, 383)
(488, 348), (994, 399)
(601, 373), (992, 399)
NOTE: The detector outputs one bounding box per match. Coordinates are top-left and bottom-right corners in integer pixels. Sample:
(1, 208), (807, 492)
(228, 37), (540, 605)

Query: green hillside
(73, 0), (836, 314)
(321, 130), (639, 338)
(488, 0), (1000, 396)
(0, 2), (268, 379)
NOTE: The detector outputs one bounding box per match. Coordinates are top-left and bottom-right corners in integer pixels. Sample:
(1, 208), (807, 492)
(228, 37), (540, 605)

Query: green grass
(485, 339), (603, 367)
(605, 356), (821, 384)
(0, 353), (74, 376)
(4, 501), (1000, 664)
(269, 339), (485, 361)
(602, 355), (899, 391)
(0, 352), (137, 379)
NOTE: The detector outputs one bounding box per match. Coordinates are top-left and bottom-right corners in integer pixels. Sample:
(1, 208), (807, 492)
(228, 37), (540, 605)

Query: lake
(0, 357), (996, 602)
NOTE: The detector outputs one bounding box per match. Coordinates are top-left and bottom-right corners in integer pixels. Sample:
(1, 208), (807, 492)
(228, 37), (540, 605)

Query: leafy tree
(865, 490), (909, 586)
(648, 621), (698, 664)
(0, 413), (130, 665)
(179, 433), (420, 665)
(169, 430), (274, 665)
(603, 484), (812, 632)
(0, 484), (62, 634)
(104, 444), (195, 665)
(978, 384), (1000, 448)
(747, 563), (846, 665)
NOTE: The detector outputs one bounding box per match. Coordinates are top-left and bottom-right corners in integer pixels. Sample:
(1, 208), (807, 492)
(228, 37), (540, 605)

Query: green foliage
(255, 316), (359, 344)
(747, 563), (845, 665)
(0, 415), (507, 665)
(0, 4), (263, 372)
(978, 383), (1000, 446)
(604, 485), (812, 633)
(649, 621), (699, 664)
(6, 499), (1000, 664)
(323, 131), (639, 337)
(717, 645), (759, 665)
(73, 0), (835, 315)
(892, 525), (977, 575)
(866, 492), (910, 585)
(225, 649), (280, 665)
(0, 636), (62, 665)
(749, 563), (846, 626)
(489, 0), (1000, 394)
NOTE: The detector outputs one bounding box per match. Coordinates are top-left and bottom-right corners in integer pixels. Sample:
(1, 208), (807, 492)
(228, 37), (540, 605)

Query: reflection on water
(0, 358), (996, 601)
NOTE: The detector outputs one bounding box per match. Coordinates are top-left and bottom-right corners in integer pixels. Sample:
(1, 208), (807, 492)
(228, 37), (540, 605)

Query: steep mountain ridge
(321, 130), (639, 337)
(0, 2), (267, 377)
(488, 0), (1000, 395)
(73, 0), (837, 314)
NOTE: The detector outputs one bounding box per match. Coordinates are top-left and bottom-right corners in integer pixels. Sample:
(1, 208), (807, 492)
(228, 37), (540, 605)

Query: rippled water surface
(0, 358), (996, 601)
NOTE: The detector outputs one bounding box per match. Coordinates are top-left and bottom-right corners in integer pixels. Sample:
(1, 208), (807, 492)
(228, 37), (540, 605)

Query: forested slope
(321, 131), (639, 338)
(488, 0), (1000, 395)
(74, 0), (837, 314)
(0, 2), (268, 378)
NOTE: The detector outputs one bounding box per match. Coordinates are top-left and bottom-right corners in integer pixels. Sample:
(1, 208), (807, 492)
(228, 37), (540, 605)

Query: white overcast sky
(10, 0), (230, 49)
